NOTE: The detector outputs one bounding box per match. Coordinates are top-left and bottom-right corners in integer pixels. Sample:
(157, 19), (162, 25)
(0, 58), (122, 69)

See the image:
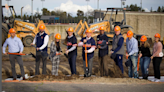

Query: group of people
(3, 24), (163, 82)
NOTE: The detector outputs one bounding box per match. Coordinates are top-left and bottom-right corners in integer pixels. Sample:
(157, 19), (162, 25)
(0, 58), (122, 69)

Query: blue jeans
(68, 55), (77, 74)
(128, 53), (138, 78)
(140, 57), (151, 77)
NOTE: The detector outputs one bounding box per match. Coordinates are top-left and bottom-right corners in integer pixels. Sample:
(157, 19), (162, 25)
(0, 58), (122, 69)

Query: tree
(157, 6), (161, 12)
(42, 8), (50, 15)
(150, 7), (153, 12)
(77, 10), (84, 17)
(162, 6), (164, 12)
(68, 13), (73, 19)
(51, 11), (55, 15)
(126, 4), (145, 12)
(23, 14), (26, 20)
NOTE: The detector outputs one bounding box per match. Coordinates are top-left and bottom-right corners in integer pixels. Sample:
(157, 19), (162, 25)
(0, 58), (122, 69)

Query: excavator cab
(103, 8), (133, 32)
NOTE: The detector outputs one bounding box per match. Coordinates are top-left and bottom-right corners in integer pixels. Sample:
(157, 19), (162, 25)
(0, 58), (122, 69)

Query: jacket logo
(67, 42), (72, 46)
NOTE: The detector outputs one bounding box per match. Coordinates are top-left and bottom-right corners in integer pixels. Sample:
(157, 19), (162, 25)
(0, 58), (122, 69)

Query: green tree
(77, 10), (84, 17)
(157, 6), (161, 12)
(51, 11), (55, 15)
(126, 4), (145, 11)
(42, 8), (50, 15)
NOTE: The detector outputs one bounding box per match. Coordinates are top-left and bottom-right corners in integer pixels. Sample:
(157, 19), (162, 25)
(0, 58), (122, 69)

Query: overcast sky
(2, 0), (164, 16)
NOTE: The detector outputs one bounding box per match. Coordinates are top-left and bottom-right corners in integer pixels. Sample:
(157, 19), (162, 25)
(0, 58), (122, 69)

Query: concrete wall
(46, 24), (77, 46)
(104, 12), (164, 40)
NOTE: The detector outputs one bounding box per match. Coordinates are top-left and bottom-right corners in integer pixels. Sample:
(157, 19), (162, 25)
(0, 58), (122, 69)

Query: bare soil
(2, 46), (164, 83)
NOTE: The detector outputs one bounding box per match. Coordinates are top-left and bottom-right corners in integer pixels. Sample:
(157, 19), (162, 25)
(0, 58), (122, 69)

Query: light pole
(31, 0), (33, 22)
(41, 0), (45, 9)
(86, 0), (89, 20)
(21, 7), (24, 20)
(97, 0), (99, 10)
(140, 0), (142, 12)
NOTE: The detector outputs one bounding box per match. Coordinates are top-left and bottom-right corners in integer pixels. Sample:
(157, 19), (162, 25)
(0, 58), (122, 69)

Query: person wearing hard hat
(97, 26), (109, 77)
(151, 33), (163, 82)
(126, 30), (139, 78)
(78, 29), (96, 77)
(111, 26), (125, 75)
(138, 35), (151, 80)
(3, 28), (25, 80)
(49, 33), (61, 76)
(31, 24), (49, 75)
(65, 27), (77, 75)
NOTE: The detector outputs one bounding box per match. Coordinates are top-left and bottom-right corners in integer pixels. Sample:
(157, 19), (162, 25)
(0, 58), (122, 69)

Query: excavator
(2, 5), (50, 47)
(74, 8), (133, 43)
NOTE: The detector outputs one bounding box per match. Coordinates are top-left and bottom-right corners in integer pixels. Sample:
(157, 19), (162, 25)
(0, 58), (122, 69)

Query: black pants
(9, 54), (25, 78)
(68, 55), (77, 74)
(35, 51), (47, 75)
(153, 57), (162, 79)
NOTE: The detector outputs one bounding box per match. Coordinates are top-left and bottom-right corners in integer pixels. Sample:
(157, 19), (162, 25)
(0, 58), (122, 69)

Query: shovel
(32, 45), (68, 58)
(137, 51), (141, 72)
(84, 43), (90, 77)
(7, 52), (36, 58)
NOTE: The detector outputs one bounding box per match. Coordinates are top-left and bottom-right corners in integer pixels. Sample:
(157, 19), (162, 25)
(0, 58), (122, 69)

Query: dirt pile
(26, 74), (151, 84)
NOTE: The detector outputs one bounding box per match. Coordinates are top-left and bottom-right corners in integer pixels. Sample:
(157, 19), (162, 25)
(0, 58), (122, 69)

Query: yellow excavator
(2, 5), (50, 47)
(74, 8), (133, 43)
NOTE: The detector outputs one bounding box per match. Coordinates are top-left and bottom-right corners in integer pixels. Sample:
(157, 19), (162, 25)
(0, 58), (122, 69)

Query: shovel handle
(137, 57), (140, 71)
(85, 44), (88, 67)
(8, 53), (26, 55)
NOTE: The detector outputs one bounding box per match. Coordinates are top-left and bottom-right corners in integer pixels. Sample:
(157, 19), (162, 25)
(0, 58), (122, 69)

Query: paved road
(2, 82), (164, 92)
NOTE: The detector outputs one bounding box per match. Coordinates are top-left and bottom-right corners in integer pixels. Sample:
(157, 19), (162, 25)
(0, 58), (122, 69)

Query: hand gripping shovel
(84, 43), (90, 77)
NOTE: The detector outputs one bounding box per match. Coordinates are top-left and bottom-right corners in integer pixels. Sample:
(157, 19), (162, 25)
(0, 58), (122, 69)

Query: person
(31, 24), (49, 75)
(97, 26), (109, 77)
(78, 29), (96, 77)
(126, 30), (139, 78)
(65, 27), (77, 75)
(151, 33), (163, 82)
(49, 33), (61, 76)
(3, 28), (25, 80)
(138, 35), (151, 80)
(111, 26), (125, 75)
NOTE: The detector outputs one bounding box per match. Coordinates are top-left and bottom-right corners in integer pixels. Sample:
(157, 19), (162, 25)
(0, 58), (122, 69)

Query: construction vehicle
(2, 5), (50, 47)
(74, 8), (133, 43)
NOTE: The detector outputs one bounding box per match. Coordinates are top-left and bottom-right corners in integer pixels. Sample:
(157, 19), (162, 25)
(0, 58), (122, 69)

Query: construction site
(1, 0), (164, 92)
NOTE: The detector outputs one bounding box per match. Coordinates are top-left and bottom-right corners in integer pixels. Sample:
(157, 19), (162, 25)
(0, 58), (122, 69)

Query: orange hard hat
(99, 26), (105, 30)
(9, 28), (16, 33)
(127, 30), (133, 37)
(114, 26), (121, 31)
(154, 33), (160, 38)
(55, 33), (61, 39)
(140, 35), (147, 42)
(67, 27), (74, 32)
(85, 29), (92, 33)
(39, 24), (45, 30)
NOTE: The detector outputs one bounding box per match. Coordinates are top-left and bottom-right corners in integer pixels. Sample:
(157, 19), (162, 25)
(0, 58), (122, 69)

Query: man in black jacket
(97, 26), (109, 77)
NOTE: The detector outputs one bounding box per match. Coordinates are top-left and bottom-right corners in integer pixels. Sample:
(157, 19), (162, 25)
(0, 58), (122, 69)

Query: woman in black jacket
(139, 35), (151, 79)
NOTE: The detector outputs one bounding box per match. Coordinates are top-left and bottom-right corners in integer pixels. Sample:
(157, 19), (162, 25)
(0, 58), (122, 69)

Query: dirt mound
(26, 74), (151, 84)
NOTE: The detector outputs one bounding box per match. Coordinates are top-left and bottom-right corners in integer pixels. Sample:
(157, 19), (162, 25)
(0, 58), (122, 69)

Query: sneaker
(151, 78), (156, 82)
(155, 79), (160, 82)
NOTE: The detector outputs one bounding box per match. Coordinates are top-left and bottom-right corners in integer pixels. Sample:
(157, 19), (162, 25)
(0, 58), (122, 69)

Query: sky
(2, 0), (164, 16)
